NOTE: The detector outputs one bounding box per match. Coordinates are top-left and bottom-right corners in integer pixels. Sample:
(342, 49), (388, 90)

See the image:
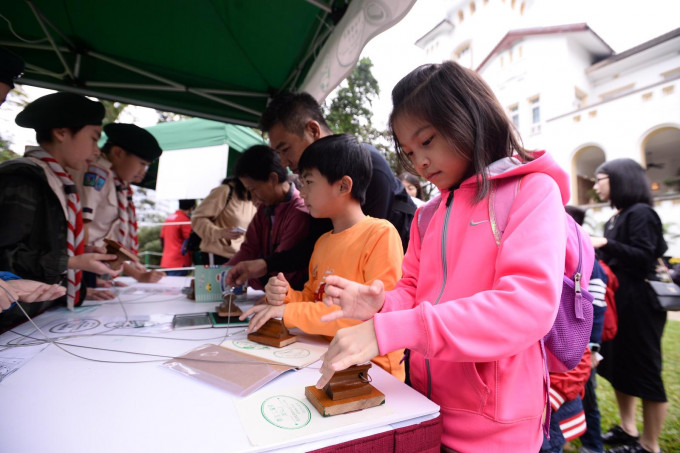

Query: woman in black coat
(591, 158), (667, 453)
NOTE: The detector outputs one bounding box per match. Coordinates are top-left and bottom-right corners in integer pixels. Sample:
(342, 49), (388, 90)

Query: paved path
(669, 310), (680, 322)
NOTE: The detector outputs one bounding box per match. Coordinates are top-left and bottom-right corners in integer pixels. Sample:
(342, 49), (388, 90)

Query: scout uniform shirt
(73, 155), (132, 249)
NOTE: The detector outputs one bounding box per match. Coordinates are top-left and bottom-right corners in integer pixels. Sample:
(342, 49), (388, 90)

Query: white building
(416, 0), (680, 255)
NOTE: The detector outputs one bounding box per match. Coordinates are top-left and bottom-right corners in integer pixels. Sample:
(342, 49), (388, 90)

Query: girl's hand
(85, 289), (117, 301)
(220, 228), (243, 241)
(136, 269), (166, 283)
(265, 273), (289, 306)
(590, 236), (607, 249)
(239, 303), (284, 333)
(68, 253), (119, 275)
(316, 320), (379, 389)
(321, 276), (385, 322)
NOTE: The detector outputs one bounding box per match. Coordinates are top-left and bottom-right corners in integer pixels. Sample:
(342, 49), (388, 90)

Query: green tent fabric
(1, 0), (416, 126)
(134, 118), (265, 190)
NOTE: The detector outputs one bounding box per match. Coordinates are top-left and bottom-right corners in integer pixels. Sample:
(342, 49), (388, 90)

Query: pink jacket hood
(373, 150), (582, 451)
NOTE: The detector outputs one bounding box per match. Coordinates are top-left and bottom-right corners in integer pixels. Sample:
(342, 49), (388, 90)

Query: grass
(565, 319), (680, 452)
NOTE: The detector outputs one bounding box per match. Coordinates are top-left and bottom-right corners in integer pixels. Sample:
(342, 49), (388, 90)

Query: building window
(470, 2), (476, 14)
(574, 87), (587, 109)
(662, 85), (675, 96)
(453, 42), (472, 68)
(529, 96), (541, 135)
(588, 110), (597, 118)
(509, 104), (519, 128)
(458, 10), (464, 22)
(573, 115), (581, 123)
(642, 92), (653, 101)
(520, 1), (526, 15)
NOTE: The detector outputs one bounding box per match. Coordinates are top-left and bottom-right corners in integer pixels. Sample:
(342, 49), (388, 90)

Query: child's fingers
(319, 310), (345, 323)
(240, 304), (265, 321)
(277, 272), (287, 283)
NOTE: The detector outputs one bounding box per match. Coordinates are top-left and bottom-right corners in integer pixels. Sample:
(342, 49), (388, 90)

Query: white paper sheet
(220, 338), (327, 368)
(235, 384), (394, 447)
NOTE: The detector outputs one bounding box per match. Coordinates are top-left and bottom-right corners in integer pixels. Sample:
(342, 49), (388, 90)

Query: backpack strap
(417, 195), (442, 244)
(489, 176), (522, 246)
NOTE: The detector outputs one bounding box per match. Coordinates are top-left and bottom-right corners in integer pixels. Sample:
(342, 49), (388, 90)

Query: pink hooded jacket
(373, 151), (593, 452)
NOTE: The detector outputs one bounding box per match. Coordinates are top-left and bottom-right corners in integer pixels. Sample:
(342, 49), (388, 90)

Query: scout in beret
(0, 92), (118, 324)
(0, 47), (25, 107)
(73, 123), (166, 285)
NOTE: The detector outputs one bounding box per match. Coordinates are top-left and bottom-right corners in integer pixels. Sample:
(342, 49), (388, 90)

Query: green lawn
(566, 319), (680, 452)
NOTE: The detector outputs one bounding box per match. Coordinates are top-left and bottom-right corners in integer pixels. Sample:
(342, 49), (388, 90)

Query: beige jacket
(191, 181), (257, 259)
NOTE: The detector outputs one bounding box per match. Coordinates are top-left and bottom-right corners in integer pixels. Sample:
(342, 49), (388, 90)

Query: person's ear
(305, 120), (322, 140)
(52, 128), (70, 143)
(110, 145), (125, 161)
(268, 171), (279, 186)
(338, 175), (353, 195)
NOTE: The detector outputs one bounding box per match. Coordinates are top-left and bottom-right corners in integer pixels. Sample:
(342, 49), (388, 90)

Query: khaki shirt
(72, 156), (120, 248)
(191, 181), (257, 258)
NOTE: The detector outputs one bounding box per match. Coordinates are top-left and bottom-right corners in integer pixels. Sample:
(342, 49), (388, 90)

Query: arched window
(573, 146), (606, 205)
(642, 126), (680, 195)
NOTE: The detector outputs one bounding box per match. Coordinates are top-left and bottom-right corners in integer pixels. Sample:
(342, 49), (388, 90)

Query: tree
(156, 110), (191, 123)
(324, 57), (433, 199)
(100, 100), (129, 124)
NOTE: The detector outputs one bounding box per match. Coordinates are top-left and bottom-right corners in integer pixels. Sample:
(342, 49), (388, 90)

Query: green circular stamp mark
(232, 339), (270, 350)
(273, 348), (310, 359)
(261, 395), (311, 429)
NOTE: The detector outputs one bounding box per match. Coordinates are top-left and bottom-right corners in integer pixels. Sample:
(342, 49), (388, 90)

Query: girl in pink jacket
(318, 62), (577, 452)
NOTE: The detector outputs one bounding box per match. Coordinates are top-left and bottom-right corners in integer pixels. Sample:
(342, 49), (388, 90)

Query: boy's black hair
(565, 205), (586, 226)
(389, 61), (533, 202)
(179, 199), (196, 210)
(234, 145), (288, 183)
(298, 134), (372, 205)
(259, 91), (332, 136)
(595, 158), (653, 209)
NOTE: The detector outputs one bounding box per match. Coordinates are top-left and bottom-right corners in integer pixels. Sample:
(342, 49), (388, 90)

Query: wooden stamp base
(305, 384), (385, 416)
(216, 298), (243, 317)
(247, 331), (297, 348)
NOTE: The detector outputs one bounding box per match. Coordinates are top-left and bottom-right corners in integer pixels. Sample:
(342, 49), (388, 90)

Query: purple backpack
(417, 176), (594, 373)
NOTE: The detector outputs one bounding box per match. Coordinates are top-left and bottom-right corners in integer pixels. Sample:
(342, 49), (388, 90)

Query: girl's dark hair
(234, 145), (288, 184)
(399, 172), (423, 199)
(595, 158), (653, 209)
(389, 61), (533, 202)
(220, 176), (251, 201)
(35, 125), (86, 144)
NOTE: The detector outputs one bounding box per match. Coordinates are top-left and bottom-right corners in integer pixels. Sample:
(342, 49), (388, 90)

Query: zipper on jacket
(426, 190), (454, 399)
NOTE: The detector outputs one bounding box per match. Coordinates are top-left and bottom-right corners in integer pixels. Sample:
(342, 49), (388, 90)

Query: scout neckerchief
(25, 147), (84, 310)
(113, 175), (139, 254)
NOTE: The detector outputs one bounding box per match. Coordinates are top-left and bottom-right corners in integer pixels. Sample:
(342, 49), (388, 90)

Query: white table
(0, 277), (439, 453)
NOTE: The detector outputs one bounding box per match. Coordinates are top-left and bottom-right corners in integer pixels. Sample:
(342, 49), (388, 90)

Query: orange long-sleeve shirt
(283, 216), (405, 381)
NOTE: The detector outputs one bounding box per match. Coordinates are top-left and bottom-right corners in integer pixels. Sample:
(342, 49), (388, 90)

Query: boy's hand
(239, 304), (285, 333)
(226, 259), (267, 286)
(316, 320), (379, 389)
(68, 253), (120, 275)
(590, 236), (607, 249)
(1, 279), (66, 310)
(320, 276), (385, 322)
(265, 273), (289, 306)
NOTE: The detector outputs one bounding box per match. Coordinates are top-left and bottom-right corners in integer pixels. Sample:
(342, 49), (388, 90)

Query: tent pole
(305, 0), (332, 13)
(187, 88), (261, 116)
(26, 1), (74, 80)
(89, 51), (184, 89)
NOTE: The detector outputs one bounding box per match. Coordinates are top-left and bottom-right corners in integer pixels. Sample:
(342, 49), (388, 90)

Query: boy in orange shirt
(240, 134), (405, 381)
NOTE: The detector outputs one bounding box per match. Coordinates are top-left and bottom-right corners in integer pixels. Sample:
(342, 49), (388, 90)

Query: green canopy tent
(135, 118), (265, 198)
(1, 0), (416, 125)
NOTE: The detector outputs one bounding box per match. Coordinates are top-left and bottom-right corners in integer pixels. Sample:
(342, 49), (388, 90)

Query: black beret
(0, 47), (25, 88)
(15, 92), (105, 129)
(104, 123), (163, 162)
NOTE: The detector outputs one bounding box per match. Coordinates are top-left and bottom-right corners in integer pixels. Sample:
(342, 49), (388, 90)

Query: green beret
(104, 123), (163, 162)
(0, 47), (24, 88)
(15, 92), (105, 129)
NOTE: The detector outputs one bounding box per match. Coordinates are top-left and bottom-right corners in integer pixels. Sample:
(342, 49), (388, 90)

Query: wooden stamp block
(247, 318), (297, 348)
(104, 238), (139, 271)
(305, 364), (385, 416)
(216, 295), (243, 317)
